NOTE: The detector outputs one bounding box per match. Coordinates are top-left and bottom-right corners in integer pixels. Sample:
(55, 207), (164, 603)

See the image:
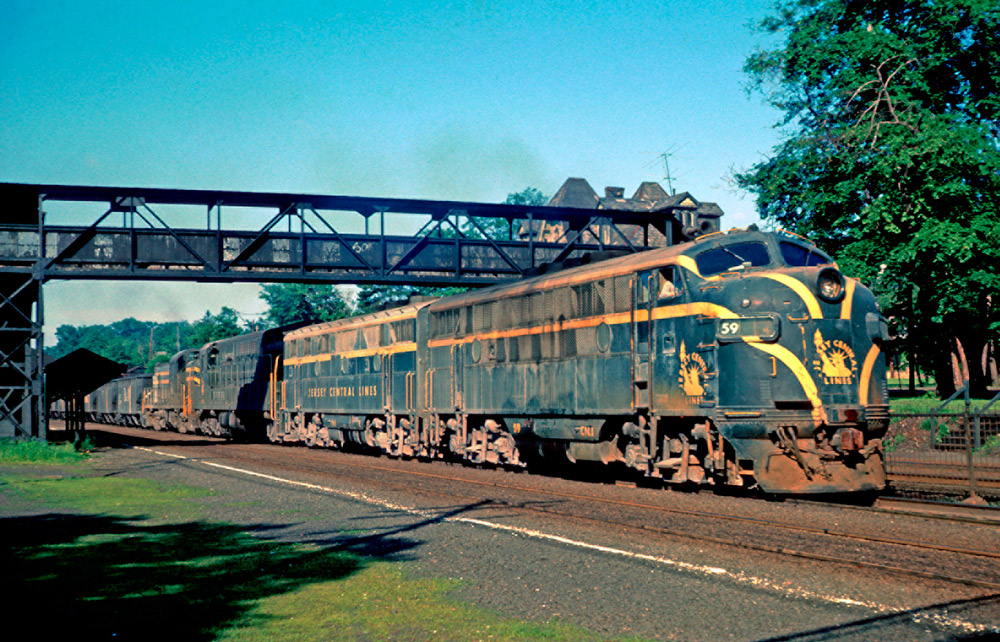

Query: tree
(259, 283), (351, 326)
(49, 317), (199, 373)
(739, 0), (1000, 397)
(189, 307), (245, 347)
(504, 186), (548, 207)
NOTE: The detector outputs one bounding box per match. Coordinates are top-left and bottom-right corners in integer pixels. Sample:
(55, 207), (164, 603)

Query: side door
(632, 272), (654, 410)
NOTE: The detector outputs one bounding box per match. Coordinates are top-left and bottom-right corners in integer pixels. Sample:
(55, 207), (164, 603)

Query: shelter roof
(45, 349), (125, 399)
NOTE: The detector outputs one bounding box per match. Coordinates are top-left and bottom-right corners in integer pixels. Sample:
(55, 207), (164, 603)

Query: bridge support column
(0, 273), (45, 439)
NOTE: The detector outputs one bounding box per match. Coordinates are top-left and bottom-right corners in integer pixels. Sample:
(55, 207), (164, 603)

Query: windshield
(695, 241), (771, 276)
(780, 241), (832, 267)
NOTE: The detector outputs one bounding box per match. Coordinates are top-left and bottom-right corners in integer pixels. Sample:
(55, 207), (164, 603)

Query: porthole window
(596, 322), (611, 352)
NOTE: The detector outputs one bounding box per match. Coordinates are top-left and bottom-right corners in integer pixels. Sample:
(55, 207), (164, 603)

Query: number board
(716, 315), (780, 342)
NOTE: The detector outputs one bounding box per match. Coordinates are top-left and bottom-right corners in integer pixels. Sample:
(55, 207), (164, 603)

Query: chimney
(605, 186), (625, 199)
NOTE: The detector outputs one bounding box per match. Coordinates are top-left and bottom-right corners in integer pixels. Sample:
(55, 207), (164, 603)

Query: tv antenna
(646, 145), (685, 195)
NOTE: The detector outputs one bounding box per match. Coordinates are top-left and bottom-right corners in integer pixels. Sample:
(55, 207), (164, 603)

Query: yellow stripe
(651, 301), (737, 321)
(761, 274), (822, 319)
(859, 344), (881, 405)
(426, 302), (740, 349)
(840, 279), (857, 320)
(674, 255), (703, 278)
(744, 339), (824, 425)
(428, 314), (623, 348)
(285, 342), (417, 366)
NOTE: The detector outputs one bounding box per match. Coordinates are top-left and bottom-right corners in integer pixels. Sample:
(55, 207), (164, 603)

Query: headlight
(816, 268), (845, 302)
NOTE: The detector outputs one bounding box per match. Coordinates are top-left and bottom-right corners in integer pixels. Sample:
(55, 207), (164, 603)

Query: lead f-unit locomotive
(264, 227), (889, 495)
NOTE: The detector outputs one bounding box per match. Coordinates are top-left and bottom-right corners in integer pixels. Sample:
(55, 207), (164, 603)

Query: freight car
(85, 372), (152, 427)
(262, 227), (890, 495)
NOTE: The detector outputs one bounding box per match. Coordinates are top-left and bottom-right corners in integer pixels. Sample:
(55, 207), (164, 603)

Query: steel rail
(790, 496), (1000, 526)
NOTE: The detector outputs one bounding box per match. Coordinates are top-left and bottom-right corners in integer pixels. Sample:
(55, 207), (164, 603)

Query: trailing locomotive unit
(142, 327), (286, 439)
(270, 301), (431, 451)
(268, 227), (888, 494)
(420, 227), (889, 494)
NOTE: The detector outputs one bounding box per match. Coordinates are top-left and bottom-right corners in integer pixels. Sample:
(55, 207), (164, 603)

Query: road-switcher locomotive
(134, 227), (889, 494)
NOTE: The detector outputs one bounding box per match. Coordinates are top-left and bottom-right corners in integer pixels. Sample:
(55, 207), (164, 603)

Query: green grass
(1, 458), (649, 642)
(3, 472), (215, 519)
(219, 564), (644, 642)
(890, 395), (997, 415)
(0, 436), (92, 464)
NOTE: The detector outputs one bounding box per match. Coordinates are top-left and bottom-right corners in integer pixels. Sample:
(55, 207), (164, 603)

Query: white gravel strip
(137, 446), (998, 636)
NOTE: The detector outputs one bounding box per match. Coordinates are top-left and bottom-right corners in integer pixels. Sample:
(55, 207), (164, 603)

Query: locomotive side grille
(560, 328), (578, 357)
(335, 330), (354, 353)
(431, 309), (460, 338)
(530, 335), (542, 360)
(507, 334), (519, 361)
(473, 302), (493, 332)
(613, 275), (632, 313)
(541, 332), (556, 360)
(577, 326), (598, 355)
(391, 320), (414, 343)
(553, 287), (573, 319)
(504, 296), (519, 327)
(528, 292), (545, 325)
(574, 283), (594, 317)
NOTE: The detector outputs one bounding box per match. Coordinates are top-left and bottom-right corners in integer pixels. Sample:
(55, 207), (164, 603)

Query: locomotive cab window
(695, 242), (770, 276)
(637, 276), (651, 304)
(779, 241), (832, 267)
(658, 267), (683, 300)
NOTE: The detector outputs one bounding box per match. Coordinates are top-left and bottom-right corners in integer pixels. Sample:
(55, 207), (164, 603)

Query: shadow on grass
(1, 512), (385, 640)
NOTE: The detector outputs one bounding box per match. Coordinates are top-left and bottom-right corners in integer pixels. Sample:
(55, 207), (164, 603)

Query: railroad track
(887, 455), (1000, 495)
(874, 496), (1000, 523)
(84, 424), (1000, 592)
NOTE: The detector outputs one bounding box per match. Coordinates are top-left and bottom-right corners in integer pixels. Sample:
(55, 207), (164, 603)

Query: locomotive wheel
(266, 419), (282, 444)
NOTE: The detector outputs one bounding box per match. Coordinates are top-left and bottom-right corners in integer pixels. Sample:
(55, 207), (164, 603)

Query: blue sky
(1, 0), (783, 336)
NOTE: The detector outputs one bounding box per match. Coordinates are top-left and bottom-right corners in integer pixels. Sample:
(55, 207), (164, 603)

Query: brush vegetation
(0, 437), (92, 464)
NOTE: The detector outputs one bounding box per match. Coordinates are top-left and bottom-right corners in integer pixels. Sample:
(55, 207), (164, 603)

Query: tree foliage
(739, 0), (1000, 395)
(258, 283), (351, 327)
(188, 307), (245, 347)
(48, 308), (248, 374)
